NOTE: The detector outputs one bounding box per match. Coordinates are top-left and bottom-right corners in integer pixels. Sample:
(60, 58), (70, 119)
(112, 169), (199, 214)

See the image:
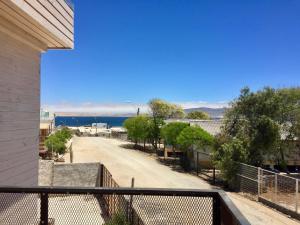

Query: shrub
(104, 212), (129, 225)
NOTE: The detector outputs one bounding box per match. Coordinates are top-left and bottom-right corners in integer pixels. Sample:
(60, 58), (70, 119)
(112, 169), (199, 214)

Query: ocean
(55, 116), (129, 128)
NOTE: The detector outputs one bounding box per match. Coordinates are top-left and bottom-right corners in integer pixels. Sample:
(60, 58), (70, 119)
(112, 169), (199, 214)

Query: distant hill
(184, 107), (228, 119)
(54, 107), (228, 118)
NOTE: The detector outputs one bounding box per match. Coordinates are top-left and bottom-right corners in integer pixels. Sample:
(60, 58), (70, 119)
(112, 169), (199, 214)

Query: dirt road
(71, 136), (299, 225)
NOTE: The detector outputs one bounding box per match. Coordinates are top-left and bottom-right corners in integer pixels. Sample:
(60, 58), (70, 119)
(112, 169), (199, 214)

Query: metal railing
(0, 186), (249, 225)
(0, 164), (249, 225)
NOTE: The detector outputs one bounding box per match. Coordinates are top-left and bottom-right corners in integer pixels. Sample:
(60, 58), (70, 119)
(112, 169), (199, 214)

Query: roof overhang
(0, 0), (74, 50)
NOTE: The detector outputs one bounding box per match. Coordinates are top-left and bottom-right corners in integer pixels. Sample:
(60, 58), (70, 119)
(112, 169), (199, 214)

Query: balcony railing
(0, 186), (249, 225)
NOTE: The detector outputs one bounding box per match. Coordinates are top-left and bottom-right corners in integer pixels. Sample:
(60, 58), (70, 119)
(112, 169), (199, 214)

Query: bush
(104, 212), (129, 225)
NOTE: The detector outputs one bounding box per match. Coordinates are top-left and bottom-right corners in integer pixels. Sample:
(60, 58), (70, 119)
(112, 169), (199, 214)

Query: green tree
(45, 135), (67, 155)
(186, 111), (210, 120)
(220, 86), (300, 167)
(161, 122), (189, 151)
(213, 138), (247, 187)
(123, 115), (150, 149)
(148, 99), (185, 149)
(56, 127), (72, 143)
(176, 126), (214, 151)
(45, 127), (72, 155)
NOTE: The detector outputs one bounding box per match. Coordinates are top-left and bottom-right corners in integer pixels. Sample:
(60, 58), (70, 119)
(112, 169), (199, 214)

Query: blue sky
(41, 0), (300, 111)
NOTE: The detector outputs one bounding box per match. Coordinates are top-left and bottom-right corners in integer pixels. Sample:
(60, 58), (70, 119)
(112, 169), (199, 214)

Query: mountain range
(184, 107), (228, 118)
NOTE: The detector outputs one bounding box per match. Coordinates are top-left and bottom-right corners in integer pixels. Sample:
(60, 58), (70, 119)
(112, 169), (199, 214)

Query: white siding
(0, 0), (74, 49)
(0, 30), (39, 186)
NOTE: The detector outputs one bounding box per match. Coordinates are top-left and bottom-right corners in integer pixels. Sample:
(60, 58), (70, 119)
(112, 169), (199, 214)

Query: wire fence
(236, 162), (300, 218)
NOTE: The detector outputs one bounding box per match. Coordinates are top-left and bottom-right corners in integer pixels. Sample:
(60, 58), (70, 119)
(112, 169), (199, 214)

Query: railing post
(213, 195), (221, 225)
(40, 192), (48, 225)
(296, 179), (299, 213)
(196, 152), (199, 176)
(100, 164), (104, 187)
(70, 143), (73, 163)
(257, 167), (260, 197)
(275, 173), (278, 202)
(213, 167), (216, 185)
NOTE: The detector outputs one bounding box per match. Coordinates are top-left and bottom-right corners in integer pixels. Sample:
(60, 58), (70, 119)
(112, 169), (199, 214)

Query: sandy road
(71, 136), (300, 225)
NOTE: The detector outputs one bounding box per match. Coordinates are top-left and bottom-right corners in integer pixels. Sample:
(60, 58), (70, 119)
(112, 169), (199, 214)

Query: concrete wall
(39, 162), (101, 187)
(0, 30), (40, 186)
(38, 160), (54, 186)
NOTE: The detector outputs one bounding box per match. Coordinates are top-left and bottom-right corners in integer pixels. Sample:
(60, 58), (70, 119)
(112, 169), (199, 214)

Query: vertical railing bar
(296, 179), (298, 213)
(257, 167), (261, 199)
(40, 192), (48, 225)
(212, 195), (221, 225)
(100, 164), (104, 187)
(196, 152), (199, 176)
(275, 173), (278, 202)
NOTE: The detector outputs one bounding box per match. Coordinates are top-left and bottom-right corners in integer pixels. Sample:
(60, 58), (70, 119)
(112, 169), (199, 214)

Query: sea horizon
(55, 116), (130, 128)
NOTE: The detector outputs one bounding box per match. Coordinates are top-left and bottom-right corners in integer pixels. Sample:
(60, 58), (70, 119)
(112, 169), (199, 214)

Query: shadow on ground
(119, 143), (155, 154)
(156, 157), (186, 173)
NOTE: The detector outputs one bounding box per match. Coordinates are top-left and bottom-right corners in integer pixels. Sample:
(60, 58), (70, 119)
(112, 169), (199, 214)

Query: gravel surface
(71, 136), (300, 225)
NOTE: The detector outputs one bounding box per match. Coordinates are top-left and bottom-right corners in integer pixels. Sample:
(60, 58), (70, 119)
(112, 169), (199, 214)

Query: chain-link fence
(236, 162), (300, 218)
(236, 163), (259, 200)
(259, 168), (299, 213)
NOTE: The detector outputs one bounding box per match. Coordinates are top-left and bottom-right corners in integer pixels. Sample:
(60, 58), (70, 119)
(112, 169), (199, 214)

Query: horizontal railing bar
(0, 186), (219, 197)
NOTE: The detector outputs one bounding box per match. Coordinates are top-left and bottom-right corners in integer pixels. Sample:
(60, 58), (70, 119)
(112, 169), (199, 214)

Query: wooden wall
(0, 30), (40, 186)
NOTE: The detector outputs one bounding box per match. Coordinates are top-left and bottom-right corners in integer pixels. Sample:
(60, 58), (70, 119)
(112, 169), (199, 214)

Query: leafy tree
(123, 115), (150, 149)
(220, 86), (300, 168)
(169, 105), (185, 119)
(148, 99), (185, 149)
(56, 127), (72, 143)
(161, 122), (189, 151)
(213, 138), (247, 187)
(186, 111), (210, 120)
(176, 126), (214, 151)
(45, 127), (72, 155)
